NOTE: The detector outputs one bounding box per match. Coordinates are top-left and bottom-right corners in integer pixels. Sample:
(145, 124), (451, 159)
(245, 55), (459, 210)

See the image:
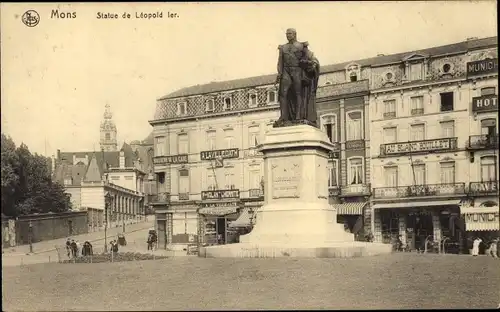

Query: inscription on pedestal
(271, 161), (301, 199)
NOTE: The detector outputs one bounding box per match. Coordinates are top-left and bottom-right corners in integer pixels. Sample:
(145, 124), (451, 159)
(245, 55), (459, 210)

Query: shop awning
(332, 202), (367, 215)
(460, 206), (500, 231)
(229, 208), (252, 228)
(372, 199), (461, 210)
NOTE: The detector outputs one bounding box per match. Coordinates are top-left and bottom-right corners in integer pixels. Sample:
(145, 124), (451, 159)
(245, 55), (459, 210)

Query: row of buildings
(52, 104), (156, 231)
(148, 36), (499, 252)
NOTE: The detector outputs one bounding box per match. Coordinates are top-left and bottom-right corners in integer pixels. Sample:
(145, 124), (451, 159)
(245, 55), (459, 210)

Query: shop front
(461, 201), (500, 254)
(331, 200), (367, 240)
(197, 189), (241, 247)
(372, 199), (466, 252)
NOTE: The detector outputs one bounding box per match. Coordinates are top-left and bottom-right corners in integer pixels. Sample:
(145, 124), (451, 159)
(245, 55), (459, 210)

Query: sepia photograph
(1, 1), (498, 310)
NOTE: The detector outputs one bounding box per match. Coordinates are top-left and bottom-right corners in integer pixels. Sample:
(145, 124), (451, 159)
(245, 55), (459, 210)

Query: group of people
(471, 237), (499, 258)
(65, 238), (93, 258)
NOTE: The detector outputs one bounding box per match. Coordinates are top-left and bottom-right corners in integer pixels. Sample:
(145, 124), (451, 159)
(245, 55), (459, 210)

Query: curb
(30, 225), (153, 255)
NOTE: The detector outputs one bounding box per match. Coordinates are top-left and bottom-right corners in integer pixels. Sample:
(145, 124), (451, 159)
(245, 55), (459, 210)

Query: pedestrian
(147, 234), (152, 251)
(471, 237), (482, 256)
(489, 238), (498, 258)
(70, 239), (78, 258)
(65, 238), (71, 258)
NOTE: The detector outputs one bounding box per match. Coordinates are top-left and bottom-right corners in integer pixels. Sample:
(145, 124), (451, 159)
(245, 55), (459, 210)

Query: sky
(1, 1), (497, 156)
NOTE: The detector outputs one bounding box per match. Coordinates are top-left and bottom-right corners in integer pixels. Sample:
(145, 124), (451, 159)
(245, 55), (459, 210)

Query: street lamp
(104, 191), (112, 253)
(28, 221), (33, 253)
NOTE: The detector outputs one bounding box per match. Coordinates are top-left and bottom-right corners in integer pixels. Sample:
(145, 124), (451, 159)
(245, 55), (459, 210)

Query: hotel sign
(381, 138), (456, 156)
(200, 148), (239, 161)
(467, 58), (498, 77)
(153, 154), (188, 165)
(201, 189), (240, 201)
(472, 94), (498, 113)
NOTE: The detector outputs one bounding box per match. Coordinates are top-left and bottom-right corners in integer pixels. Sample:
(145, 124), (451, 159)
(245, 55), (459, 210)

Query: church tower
(99, 103), (118, 151)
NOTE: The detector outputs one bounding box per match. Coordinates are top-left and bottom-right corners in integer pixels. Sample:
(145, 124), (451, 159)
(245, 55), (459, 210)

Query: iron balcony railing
(411, 108), (424, 115)
(373, 183), (466, 199)
(379, 137), (458, 157)
(328, 186), (340, 197)
(469, 181), (499, 196)
(340, 184), (371, 197)
(178, 193), (190, 201)
(383, 112), (396, 119)
(149, 192), (170, 204)
(467, 135), (499, 150)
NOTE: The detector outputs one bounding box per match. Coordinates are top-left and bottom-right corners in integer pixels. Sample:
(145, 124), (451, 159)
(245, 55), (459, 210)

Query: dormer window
(345, 63), (361, 83)
(409, 62), (423, 81)
(350, 72), (358, 82)
(268, 90), (277, 104)
(205, 99), (214, 113)
(248, 92), (258, 108)
(223, 97), (233, 111)
(177, 102), (187, 116)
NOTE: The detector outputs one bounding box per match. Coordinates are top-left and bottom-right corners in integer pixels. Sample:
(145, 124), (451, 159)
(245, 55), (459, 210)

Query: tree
(0, 133), (72, 217)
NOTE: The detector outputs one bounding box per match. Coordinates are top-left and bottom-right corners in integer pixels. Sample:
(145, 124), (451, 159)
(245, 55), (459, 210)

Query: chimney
(73, 154), (76, 165)
(119, 150), (125, 168)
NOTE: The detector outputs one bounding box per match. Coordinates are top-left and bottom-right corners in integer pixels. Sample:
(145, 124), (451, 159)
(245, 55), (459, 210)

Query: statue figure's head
(286, 28), (297, 42)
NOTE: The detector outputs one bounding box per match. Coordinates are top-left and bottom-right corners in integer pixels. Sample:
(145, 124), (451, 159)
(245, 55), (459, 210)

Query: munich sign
(467, 58), (498, 77)
(463, 212), (499, 223)
(153, 154), (188, 165)
(201, 189), (240, 200)
(382, 138), (455, 155)
(472, 94), (498, 113)
(200, 148), (239, 161)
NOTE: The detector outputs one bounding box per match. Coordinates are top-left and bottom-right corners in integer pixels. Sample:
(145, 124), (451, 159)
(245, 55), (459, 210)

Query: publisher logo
(22, 10), (40, 27)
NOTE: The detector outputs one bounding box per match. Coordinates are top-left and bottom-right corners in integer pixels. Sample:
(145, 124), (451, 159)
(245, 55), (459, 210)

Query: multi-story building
(53, 105), (154, 229)
(369, 37), (498, 252)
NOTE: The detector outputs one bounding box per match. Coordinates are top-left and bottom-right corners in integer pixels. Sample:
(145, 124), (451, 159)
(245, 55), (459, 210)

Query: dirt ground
(2, 253), (499, 311)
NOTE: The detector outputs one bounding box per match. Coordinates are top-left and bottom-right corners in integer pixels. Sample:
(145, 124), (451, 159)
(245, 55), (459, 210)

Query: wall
(15, 212), (88, 245)
(65, 187), (81, 210)
(80, 185), (105, 210)
(108, 171), (137, 191)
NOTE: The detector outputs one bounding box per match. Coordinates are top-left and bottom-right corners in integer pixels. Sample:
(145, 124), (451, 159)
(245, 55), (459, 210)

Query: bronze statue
(274, 28), (320, 128)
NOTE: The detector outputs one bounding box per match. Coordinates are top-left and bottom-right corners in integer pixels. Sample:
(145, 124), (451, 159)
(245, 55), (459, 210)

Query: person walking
(471, 237), (482, 256)
(488, 238), (498, 258)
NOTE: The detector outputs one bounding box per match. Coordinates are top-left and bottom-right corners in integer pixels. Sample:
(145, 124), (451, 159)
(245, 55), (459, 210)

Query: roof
(159, 36), (497, 100)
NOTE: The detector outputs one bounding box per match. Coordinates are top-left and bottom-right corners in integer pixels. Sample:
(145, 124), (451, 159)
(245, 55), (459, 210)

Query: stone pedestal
(199, 125), (391, 258)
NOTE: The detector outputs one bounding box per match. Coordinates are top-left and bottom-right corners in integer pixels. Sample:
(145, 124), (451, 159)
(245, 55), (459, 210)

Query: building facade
(369, 37), (498, 252)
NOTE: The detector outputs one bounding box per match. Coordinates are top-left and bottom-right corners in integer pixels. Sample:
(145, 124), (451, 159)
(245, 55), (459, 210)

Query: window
(154, 136), (166, 156)
(205, 99), (214, 112)
(321, 115), (337, 143)
(249, 170), (261, 189)
(348, 158), (364, 185)
(223, 97), (232, 111)
(440, 92), (454, 112)
(383, 100), (396, 118)
(105, 133), (111, 140)
(248, 127), (259, 148)
(224, 169), (235, 189)
(481, 119), (497, 137)
(268, 90), (277, 104)
(481, 156), (497, 182)
(347, 111), (362, 141)
(481, 87), (496, 96)
(412, 164), (426, 185)
(157, 172), (165, 184)
(440, 162), (455, 184)
(249, 92), (258, 107)
(410, 124), (425, 141)
(409, 63), (423, 81)
(350, 72), (357, 82)
(178, 169), (190, 196)
(384, 166), (398, 187)
(206, 131), (216, 150)
(410, 96), (424, 115)
(207, 170), (217, 190)
(328, 161), (338, 187)
(440, 121), (455, 138)
(177, 133), (189, 154)
(224, 129), (235, 149)
(177, 102), (187, 116)
(383, 127), (397, 144)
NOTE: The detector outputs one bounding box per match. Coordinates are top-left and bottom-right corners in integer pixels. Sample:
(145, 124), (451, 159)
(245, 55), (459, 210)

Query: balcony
(248, 188), (264, 198)
(178, 193), (190, 201)
(340, 184), (371, 197)
(373, 183), (466, 199)
(469, 181), (499, 196)
(149, 192), (170, 204)
(383, 112), (396, 119)
(411, 108), (424, 116)
(379, 137), (458, 157)
(328, 186), (340, 197)
(467, 135), (499, 150)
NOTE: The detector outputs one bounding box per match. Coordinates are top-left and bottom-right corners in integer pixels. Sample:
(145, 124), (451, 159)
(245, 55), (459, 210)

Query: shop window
(440, 92), (454, 112)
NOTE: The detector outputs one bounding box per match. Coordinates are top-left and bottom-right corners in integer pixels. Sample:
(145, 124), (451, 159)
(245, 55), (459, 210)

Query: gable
(84, 154), (103, 182)
(402, 52), (428, 62)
